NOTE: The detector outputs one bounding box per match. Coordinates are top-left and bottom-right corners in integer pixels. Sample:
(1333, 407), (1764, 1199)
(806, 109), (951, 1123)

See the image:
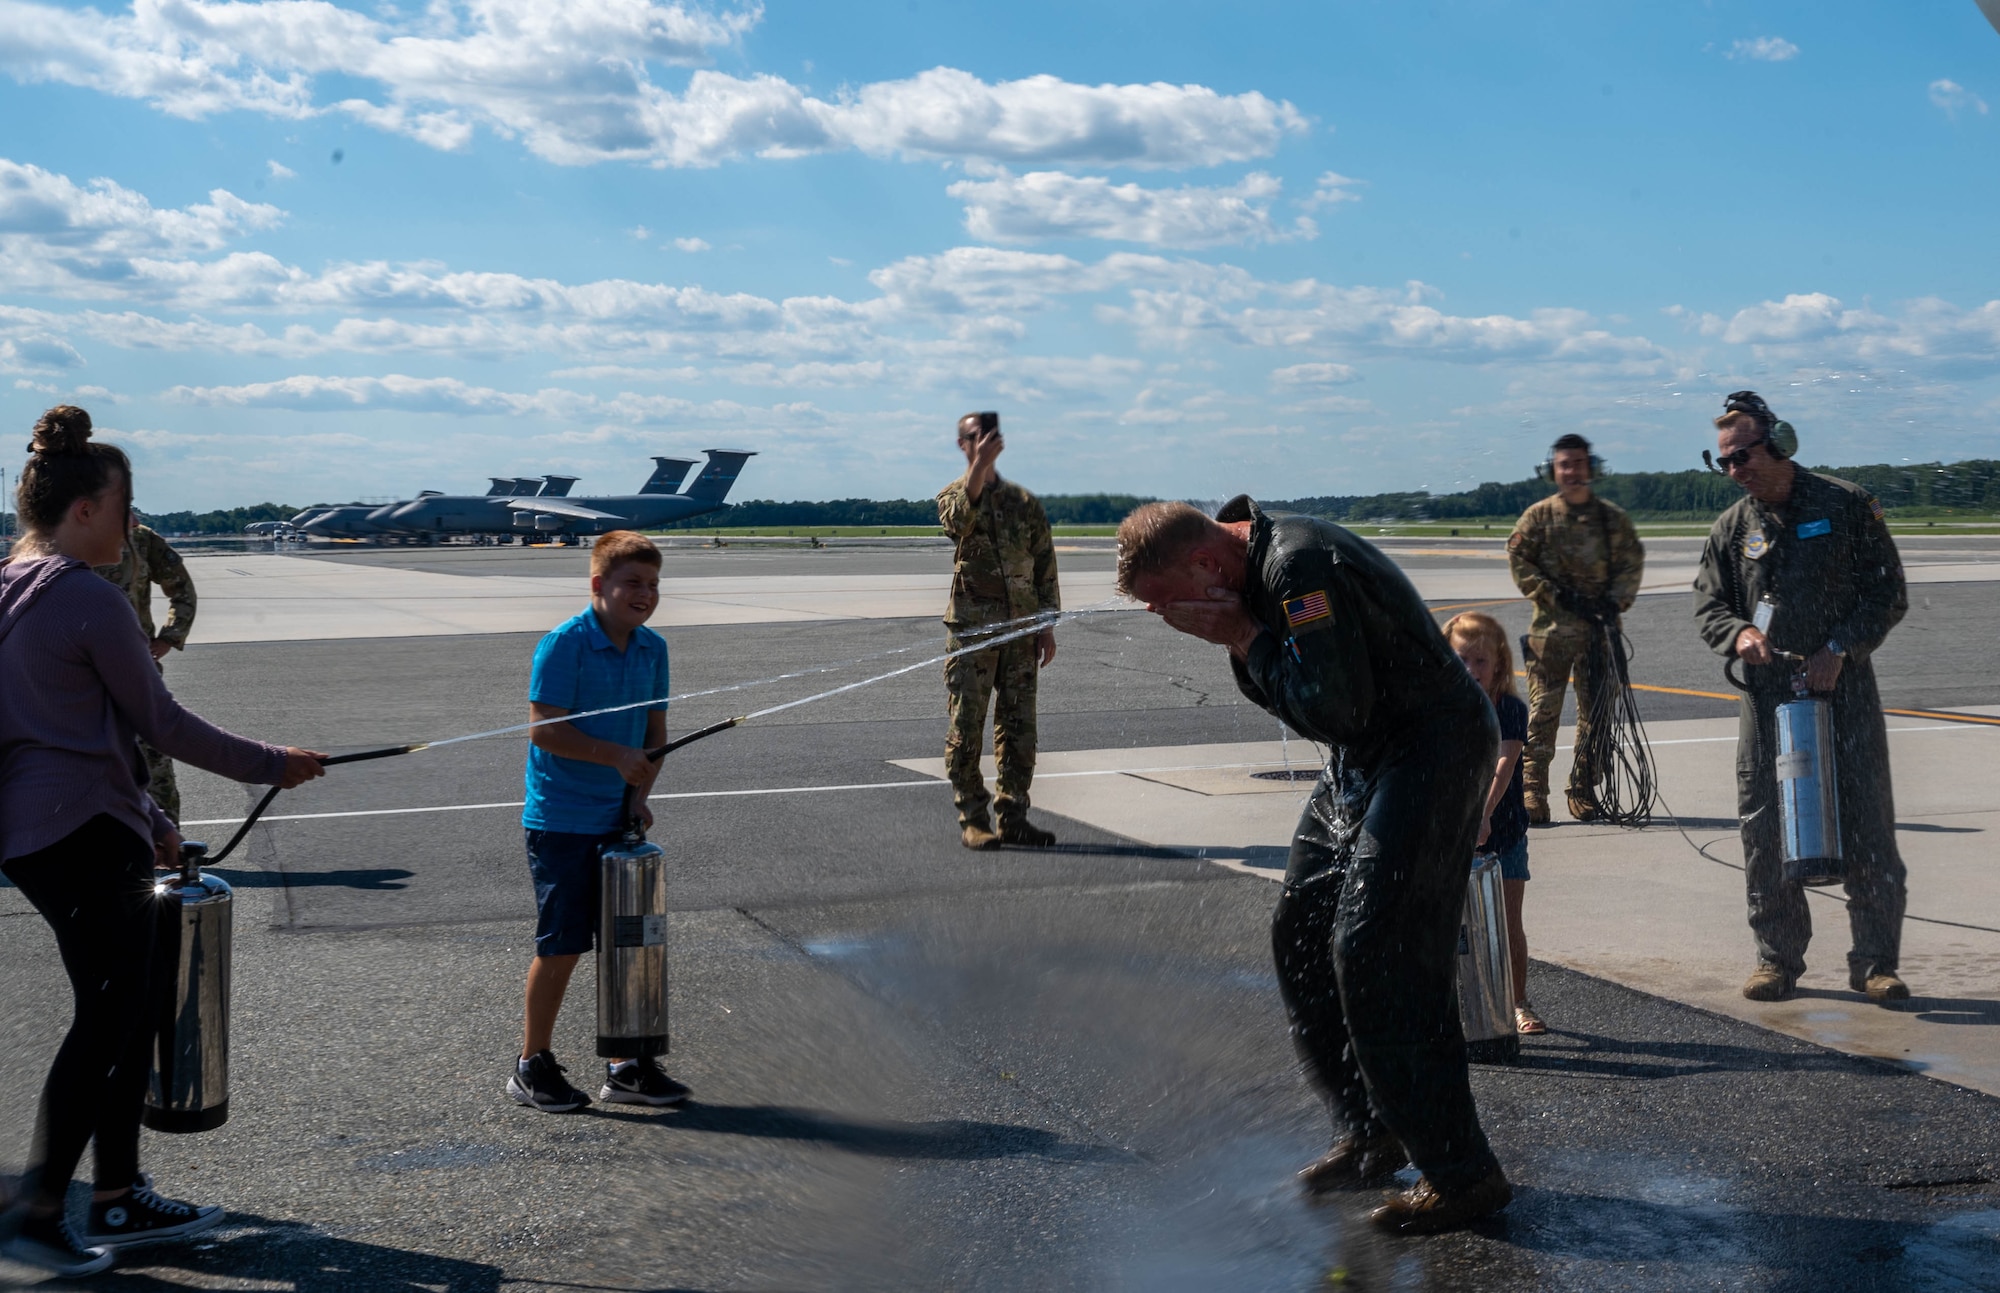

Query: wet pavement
(3, 569), (1999, 1289)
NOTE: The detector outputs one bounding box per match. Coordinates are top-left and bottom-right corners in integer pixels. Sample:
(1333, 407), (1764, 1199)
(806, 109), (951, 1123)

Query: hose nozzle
(646, 716), (745, 762)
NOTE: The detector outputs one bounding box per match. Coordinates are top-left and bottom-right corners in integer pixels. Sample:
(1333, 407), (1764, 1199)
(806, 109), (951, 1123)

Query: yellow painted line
(1632, 682), (1738, 702)
(1497, 670), (2000, 725)
(1430, 597), (1528, 615)
(1884, 707), (2000, 728)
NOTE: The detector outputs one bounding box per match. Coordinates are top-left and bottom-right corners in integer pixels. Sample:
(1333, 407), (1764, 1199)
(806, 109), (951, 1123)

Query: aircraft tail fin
(510, 478), (542, 496)
(682, 449), (757, 503)
(639, 456), (698, 495)
(538, 475), (580, 497)
(487, 478), (514, 496)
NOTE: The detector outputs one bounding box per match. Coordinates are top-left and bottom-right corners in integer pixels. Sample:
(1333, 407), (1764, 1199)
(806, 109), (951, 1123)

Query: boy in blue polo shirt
(507, 530), (690, 1112)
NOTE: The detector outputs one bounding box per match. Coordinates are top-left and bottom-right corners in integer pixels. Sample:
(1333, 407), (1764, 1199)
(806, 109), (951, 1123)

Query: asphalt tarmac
(4, 545), (1999, 1290)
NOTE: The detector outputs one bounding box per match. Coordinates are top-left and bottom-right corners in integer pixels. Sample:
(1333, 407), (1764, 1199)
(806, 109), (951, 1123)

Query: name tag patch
(1744, 532), (1768, 560)
(1283, 590), (1332, 629)
(1797, 519), (1832, 539)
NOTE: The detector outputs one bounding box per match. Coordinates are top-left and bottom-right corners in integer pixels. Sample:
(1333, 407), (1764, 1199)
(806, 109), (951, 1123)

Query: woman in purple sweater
(0, 407), (324, 1277)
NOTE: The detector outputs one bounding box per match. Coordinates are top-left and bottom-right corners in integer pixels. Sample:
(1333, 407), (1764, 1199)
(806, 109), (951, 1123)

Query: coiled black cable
(1578, 615), (1658, 827)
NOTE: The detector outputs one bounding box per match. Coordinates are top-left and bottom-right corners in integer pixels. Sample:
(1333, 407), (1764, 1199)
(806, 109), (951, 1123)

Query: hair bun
(29, 405), (93, 457)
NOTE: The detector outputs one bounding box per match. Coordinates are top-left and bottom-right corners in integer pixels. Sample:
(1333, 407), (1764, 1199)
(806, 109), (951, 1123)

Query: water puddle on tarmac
(1895, 1207), (2000, 1290)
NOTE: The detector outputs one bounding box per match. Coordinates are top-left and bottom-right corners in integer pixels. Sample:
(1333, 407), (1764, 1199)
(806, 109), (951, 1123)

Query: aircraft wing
(503, 498), (630, 522)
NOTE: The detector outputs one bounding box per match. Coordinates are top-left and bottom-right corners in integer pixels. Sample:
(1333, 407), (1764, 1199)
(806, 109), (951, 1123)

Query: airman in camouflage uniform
(95, 519), (197, 822)
(937, 412), (1061, 849)
(1507, 435), (1644, 823)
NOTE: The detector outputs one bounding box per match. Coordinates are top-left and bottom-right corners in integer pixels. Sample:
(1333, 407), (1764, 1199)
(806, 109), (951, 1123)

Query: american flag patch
(1283, 590), (1332, 628)
(1869, 497), (1885, 522)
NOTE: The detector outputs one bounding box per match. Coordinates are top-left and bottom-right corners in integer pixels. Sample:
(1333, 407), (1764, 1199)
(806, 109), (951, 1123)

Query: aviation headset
(1702, 390), (1798, 473)
(1534, 437), (1607, 482)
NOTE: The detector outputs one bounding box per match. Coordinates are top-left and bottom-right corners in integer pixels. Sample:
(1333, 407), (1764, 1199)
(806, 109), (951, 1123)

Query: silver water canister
(597, 826), (670, 1057)
(1457, 851), (1519, 1064)
(145, 843), (233, 1133)
(1776, 696), (1845, 887)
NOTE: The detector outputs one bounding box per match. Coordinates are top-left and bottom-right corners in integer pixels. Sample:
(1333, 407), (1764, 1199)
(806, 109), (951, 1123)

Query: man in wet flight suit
(1117, 497), (1510, 1234)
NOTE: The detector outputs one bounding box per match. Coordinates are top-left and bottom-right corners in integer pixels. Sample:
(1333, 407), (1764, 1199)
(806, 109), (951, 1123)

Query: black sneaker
(82, 1182), (222, 1249)
(2, 1211), (114, 1276)
(507, 1050), (593, 1112)
(599, 1057), (691, 1106)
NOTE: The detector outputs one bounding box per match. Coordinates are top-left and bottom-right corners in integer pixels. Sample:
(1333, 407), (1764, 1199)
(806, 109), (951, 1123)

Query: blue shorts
(1491, 835), (1530, 882)
(526, 828), (619, 957)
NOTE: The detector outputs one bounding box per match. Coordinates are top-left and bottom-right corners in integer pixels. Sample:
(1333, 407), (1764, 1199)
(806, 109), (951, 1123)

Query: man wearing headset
(1506, 434), (1645, 823)
(1692, 392), (1910, 1005)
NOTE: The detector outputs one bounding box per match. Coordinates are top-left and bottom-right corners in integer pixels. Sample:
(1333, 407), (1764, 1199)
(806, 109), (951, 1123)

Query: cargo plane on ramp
(376, 449), (754, 541)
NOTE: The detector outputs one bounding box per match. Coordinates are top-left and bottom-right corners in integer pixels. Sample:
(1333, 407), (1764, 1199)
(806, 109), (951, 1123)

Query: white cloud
(1271, 362), (1359, 386)
(1694, 291), (2000, 373)
(1727, 37), (1799, 62)
(1930, 79), (1989, 120)
(0, 334), (84, 370)
(1299, 172), (1363, 210)
(165, 372), (832, 427)
(673, 235), (711, 251)
(0, 158), (283, 254)
(629, 225), (651, 240)
(1105, 276), (1669, 369)
(947, 169), (1310, 248)
(266, 159), (295, 180)
(825, 69), (1305, 170)
(0, 3), (1305, 169)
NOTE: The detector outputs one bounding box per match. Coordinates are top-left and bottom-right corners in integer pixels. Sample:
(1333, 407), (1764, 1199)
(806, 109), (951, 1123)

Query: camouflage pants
(1522, 624), (1599, 801)
(142, 657), (181, 823)
(944, 633), (1039, 828)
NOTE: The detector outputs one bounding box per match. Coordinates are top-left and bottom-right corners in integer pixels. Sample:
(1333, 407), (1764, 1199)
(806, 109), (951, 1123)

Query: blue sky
(2, 0), (1997, 510)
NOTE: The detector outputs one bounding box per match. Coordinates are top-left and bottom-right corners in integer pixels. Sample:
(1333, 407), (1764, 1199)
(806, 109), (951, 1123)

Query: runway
(4, 535), (1999, 1289)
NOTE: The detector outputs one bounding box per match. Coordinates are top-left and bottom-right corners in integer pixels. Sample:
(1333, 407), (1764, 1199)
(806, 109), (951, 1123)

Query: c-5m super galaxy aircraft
(372, 449), (755, 542)
(292, 451), (753, 544)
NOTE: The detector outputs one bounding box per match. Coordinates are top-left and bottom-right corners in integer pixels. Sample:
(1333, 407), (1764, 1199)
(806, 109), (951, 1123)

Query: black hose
(200, 717), (745, 870)
(1578, 617), (1657, 828)
(645, 716), (743, 762)
(199, 743), (427, 865)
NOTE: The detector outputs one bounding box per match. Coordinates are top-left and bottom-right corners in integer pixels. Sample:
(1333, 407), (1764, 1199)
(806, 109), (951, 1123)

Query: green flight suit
(1693, 468), (1908, 984)
(1223, 497), (1503, 1194)
(95, 525), (197, 823)
(937, 473), (1060, 830)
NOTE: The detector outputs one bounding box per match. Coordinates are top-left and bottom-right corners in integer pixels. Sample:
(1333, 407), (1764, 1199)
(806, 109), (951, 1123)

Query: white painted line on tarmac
(172, 724), (1985, 830)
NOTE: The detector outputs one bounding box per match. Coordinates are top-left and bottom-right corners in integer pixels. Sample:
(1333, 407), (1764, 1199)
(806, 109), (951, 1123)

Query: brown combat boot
(1852, 970), (1911, 1003)
(1742, 965), (1796, 1002)
(1367, 1166), (1512, 1234)
(1298, 1130), (1406, 1193)
(1524, 792), (1550, 826)
(960, 818), (1002, 851)
(1566, 792), (1602, 823)
(998, 816), (1056, 847)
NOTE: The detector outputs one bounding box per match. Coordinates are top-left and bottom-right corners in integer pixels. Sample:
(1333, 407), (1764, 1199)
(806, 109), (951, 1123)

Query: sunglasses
(1703, 440), (1768, 474)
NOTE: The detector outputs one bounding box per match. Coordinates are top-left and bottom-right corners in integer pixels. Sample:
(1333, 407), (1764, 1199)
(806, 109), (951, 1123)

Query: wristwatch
(1826, 639), (1847, 659)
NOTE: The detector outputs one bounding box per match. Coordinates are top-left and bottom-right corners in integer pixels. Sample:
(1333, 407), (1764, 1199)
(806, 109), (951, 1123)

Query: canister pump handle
(177, 840), (209, 884)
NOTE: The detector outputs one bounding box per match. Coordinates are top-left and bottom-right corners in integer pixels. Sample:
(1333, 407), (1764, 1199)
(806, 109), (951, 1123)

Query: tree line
(123, 461), (1999, 536)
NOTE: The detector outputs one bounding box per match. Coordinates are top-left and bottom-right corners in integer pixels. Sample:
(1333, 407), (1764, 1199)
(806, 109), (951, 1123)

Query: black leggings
(3, 815), (160, 1205)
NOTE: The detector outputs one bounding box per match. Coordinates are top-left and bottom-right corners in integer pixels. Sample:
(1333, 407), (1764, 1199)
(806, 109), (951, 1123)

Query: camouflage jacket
(937, 473), (1060, 629)
(1507, 493), (1644, 637)
(94, 524), (197, 647)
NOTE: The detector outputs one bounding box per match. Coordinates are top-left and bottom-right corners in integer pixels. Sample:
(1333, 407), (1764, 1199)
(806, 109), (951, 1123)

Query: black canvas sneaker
(599, 1057), (691, 1106)
(2, 1211), (115, 1277)
(508, 1050), (593, 1112)
(83, 1183), (222, 1249)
